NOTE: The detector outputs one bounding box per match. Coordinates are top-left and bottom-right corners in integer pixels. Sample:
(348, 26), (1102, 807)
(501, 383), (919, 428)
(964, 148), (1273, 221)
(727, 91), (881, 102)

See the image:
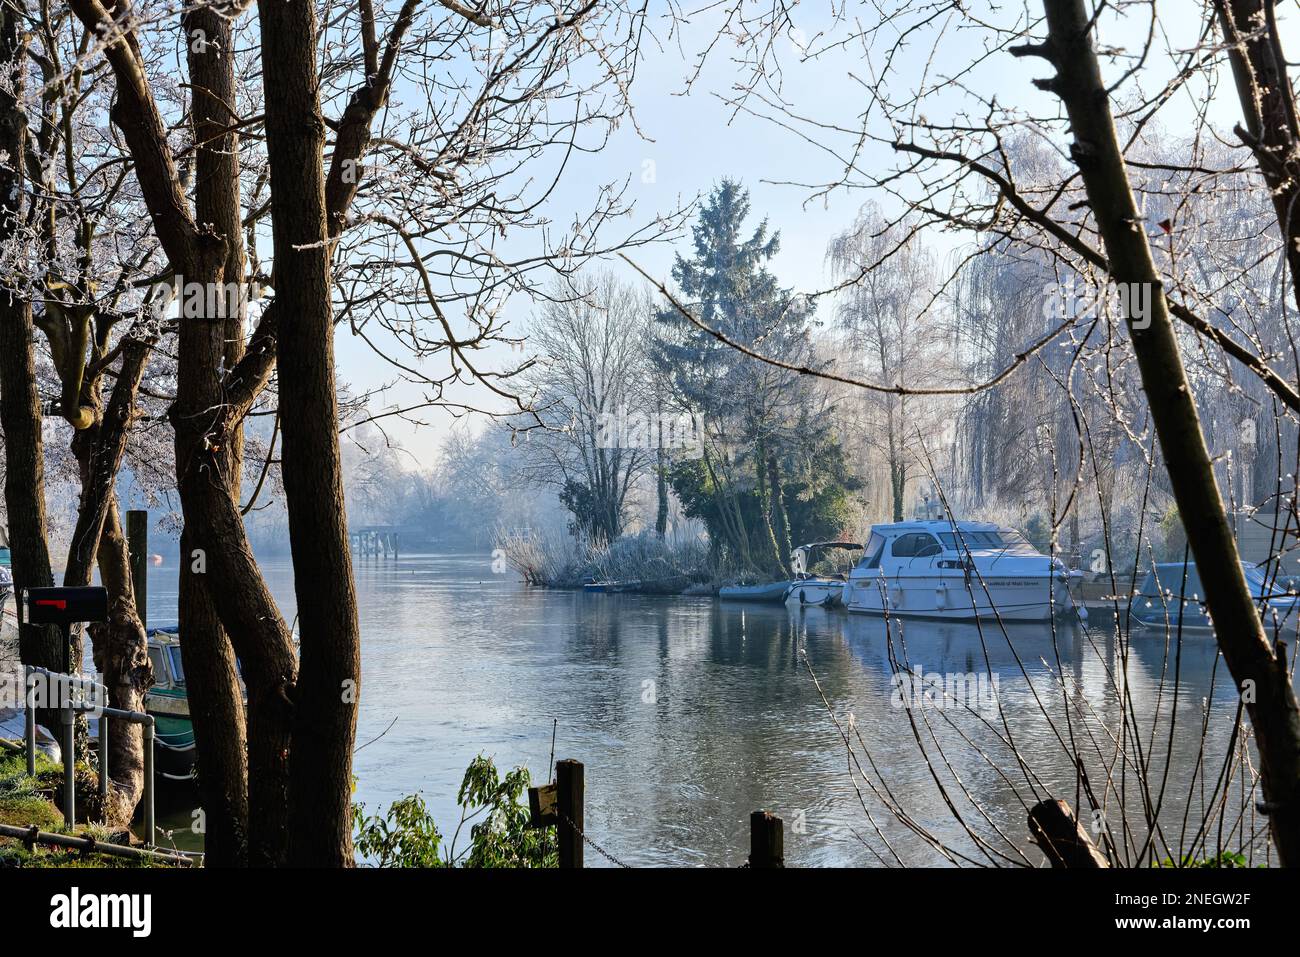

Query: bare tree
(61, 0), (674, 864)
(663, 0), (1300, 863)
(0, 0), (64, 729)
(516, 273), (653, 545)
(828, 203), (951, 521)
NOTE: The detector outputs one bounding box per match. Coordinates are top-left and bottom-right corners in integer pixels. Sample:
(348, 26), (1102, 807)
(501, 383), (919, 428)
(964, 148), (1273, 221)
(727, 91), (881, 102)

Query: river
(140, 551), (1255, 867)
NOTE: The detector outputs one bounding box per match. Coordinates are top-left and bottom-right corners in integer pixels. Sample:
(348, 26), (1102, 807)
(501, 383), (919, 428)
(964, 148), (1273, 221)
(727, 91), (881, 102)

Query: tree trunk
(177, 530), (249, 866)
(176, 4), (260, 868)
(703, 443), (752, 570)
(887, 399), (906, 522)
(767, 453), (792, 573)
(656, 448), (669, 539)
(889, 442), (905, 522)
(173, 471), (296, 866)
(60, 335), (154, 762)
(753, 433), (784, 574)
(87, 498), (151, 825)
(0, 1), (63, 722)
(1216, 0), (1300, 316)
(257, 0), (361, 866)
(61, 336), (154, 589)
(1024, 0), (1300, 864)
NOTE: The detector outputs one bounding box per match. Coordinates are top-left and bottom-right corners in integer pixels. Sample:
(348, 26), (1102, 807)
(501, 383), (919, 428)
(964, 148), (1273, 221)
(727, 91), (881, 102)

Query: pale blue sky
(333, 3), (1294, 467)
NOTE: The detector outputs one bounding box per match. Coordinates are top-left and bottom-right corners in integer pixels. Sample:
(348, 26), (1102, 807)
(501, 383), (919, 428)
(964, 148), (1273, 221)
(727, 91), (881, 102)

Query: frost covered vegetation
(498, 528), (711, 592)
(1, 0), (1300, 869)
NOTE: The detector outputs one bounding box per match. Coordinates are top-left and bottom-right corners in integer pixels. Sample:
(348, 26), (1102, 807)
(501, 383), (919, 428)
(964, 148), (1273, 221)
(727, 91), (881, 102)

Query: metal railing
(23, 665), (156, 847)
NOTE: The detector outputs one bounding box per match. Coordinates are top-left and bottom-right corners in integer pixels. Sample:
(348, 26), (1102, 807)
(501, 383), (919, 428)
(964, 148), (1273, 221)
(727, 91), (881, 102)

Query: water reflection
(145, 554), (1257, 866)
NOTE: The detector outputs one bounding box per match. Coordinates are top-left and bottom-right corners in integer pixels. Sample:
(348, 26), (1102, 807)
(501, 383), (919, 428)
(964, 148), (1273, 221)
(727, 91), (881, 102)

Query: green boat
(0, 526), (11, 611)
(144, 628), (199, 781)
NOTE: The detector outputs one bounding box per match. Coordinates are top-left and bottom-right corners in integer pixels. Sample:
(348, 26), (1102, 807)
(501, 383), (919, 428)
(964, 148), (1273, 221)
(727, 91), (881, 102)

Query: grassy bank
(0, 748), (167, 867)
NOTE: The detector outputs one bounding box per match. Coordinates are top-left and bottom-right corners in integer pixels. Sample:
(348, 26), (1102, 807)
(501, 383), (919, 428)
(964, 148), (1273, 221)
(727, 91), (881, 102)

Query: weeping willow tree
(828, 202), (958, 523)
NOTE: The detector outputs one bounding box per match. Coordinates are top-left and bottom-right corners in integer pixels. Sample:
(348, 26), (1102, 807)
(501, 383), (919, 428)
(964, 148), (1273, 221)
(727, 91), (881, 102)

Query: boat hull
(145, 690), (198, 781)
(844, 572), (1074, 621)
(1128, 599), (1300, 633)
(583, 580), (639, 593)
(784, 579), (845, 607)
(719, 582), (790, 603)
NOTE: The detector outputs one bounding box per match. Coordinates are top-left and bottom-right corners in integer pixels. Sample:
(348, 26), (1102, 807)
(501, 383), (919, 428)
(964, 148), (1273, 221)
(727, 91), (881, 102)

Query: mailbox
(21, 586), (110, 626)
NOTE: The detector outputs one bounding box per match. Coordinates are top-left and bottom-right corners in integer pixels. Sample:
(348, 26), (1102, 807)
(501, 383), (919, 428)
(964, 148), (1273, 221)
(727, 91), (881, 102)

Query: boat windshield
(148, 647), (168, 685)
(860, 532), (886, 569)
(1137, 564), (1269, 601)
(937, 529), (1034, 551)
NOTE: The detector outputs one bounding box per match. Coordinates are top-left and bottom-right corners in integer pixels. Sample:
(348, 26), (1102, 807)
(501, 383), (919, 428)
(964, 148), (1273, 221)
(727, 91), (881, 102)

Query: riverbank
(0, 750), (174, 867)
(0, 622), (184, 868)
(499, 530), (719, 594)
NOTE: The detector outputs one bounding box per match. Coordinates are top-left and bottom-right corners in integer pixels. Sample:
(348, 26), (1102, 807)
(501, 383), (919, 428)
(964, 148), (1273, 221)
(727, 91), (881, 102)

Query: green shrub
(353, 755), (556, 868)
(1152, 850), (1258, 868)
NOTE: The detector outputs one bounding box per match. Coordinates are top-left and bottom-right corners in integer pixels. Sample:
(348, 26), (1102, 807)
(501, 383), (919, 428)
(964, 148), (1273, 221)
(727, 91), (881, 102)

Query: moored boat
(1128, 560), (1300, 632)
(141, 628), (208, 781)
(784, 541), (861, 607)
(843, 520), (1079, 621)
(582, 579), (640, 593)
(719, 581), (790, 603)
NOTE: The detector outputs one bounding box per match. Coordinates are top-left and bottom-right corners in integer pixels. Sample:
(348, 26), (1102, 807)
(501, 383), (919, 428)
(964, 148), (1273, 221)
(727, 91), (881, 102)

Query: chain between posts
(557, 810), (632, 868)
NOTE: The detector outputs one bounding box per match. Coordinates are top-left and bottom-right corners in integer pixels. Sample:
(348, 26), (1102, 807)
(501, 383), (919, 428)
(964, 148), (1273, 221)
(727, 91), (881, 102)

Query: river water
(141, 551), (1258, 867)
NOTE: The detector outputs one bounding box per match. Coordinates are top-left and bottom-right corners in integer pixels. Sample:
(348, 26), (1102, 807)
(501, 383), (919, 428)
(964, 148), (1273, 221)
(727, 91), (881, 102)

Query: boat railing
(23, 665), (157, 847)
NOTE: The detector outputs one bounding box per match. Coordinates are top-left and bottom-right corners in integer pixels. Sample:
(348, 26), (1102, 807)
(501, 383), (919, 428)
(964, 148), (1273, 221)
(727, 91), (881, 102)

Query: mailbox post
(19, 586), (110, 829)
(21, 585), (110, 675)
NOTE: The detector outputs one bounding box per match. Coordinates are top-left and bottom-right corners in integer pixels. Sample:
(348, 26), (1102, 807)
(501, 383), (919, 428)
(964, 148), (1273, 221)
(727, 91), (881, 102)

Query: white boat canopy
(790, 541), (863, 576)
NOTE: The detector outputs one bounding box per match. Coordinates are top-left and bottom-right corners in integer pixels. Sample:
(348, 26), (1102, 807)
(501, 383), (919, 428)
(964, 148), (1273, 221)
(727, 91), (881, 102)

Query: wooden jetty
(349, 525), (401, 559)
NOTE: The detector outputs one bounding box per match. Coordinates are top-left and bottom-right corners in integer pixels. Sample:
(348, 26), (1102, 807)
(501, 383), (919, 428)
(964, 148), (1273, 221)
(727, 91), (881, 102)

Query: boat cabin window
(861, 533), (886, 569)
(892, 533), (942, 558)
(938, 529), (1033, 551)
(148, 647), (168, 685)
(938, 531), (996, 549)
(168, 646), (186, 687)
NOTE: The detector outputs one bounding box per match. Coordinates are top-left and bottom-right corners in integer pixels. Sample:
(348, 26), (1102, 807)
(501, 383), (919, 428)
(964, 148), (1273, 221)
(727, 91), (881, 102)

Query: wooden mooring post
(556, 758), (584, 868)
(536, 762), (790, 868)
(126, 510), (148, 632)
(748, 810), (784, 868)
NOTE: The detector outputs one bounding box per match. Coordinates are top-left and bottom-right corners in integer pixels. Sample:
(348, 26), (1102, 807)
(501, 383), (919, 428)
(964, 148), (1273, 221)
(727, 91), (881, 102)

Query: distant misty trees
(828, 201), (953, 523)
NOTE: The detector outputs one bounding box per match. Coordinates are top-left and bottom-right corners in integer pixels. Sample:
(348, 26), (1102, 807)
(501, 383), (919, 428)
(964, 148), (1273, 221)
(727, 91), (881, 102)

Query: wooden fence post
(748, 810), (784, 868)
(556, 758), (584, 868)
(126, 510), (148, 632)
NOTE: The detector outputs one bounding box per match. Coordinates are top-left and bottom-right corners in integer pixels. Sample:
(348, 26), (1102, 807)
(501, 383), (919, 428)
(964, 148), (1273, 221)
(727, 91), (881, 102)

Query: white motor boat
(784, 541), (862, 607)
(842, 520), (1079, 621)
